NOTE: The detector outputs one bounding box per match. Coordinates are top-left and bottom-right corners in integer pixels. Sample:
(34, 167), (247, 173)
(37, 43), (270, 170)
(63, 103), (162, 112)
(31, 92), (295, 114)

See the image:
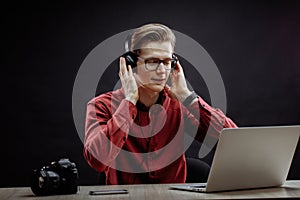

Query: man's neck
(138, 88), (160, 108)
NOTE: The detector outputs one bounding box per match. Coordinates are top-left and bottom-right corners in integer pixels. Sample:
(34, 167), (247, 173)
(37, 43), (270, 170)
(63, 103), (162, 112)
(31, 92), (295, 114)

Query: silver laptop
(170, 125), (300, 192)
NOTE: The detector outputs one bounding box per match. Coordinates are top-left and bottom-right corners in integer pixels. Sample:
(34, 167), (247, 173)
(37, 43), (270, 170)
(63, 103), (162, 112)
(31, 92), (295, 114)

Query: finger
(170, 70), (176, 83)
(127, 65), (133, 77)
(175, 61), (183, 73)
(165, 85), (177, 99)
(119, 57), (128, 77)
(165, 84), (171, 90)
(171, 66), (178, 77)
(119, 57), (124, 77)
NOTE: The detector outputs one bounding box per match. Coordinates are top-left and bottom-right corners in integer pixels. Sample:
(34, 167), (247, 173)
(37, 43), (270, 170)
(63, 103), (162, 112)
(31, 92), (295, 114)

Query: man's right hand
(119, 57), (139, 105)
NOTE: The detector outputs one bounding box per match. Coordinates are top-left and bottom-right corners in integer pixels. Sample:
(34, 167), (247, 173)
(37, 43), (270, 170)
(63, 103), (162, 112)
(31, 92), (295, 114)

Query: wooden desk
(1, 180), (300, 200)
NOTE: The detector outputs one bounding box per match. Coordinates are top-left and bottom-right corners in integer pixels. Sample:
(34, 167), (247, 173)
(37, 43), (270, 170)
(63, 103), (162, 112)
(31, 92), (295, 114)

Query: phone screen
(89, 189), (128, 195)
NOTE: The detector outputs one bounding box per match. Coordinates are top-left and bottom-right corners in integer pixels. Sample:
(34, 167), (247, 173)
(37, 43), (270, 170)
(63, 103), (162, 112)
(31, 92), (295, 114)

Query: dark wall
(4, 0), (300, 187)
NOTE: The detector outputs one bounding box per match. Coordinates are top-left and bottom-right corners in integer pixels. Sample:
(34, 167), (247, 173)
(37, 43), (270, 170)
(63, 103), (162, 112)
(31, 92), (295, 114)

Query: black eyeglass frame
(137, 56), (176, 71)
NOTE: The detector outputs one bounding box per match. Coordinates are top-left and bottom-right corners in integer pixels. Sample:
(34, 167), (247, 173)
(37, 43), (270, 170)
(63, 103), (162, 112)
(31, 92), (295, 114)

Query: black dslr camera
(30, 158), (79, 196)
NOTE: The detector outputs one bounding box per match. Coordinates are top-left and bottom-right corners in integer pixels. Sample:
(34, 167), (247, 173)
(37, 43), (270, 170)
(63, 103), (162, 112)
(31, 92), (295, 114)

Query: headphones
(122, 32), (178, 69)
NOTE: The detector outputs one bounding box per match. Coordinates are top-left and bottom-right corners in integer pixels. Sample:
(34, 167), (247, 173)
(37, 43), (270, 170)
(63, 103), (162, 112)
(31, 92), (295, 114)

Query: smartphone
(89, 189), (129, 195)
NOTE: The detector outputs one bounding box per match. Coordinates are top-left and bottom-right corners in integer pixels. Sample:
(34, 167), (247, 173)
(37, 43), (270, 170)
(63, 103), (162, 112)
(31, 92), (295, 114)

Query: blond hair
(130, 23), (176, 52)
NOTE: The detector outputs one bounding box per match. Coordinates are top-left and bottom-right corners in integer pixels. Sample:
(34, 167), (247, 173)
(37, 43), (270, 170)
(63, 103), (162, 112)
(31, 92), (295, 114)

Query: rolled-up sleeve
(184, 96), (237, 142)
(83, 98), (137, 172)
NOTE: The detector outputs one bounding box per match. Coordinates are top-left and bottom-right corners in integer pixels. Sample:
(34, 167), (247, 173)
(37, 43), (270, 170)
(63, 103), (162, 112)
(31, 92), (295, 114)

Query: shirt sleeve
(183, 96), (238, 142)
(83, 98), (137, 172)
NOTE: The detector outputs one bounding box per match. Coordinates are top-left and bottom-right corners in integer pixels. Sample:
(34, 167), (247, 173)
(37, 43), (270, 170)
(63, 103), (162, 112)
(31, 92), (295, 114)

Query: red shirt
(83, 88), (237, 185)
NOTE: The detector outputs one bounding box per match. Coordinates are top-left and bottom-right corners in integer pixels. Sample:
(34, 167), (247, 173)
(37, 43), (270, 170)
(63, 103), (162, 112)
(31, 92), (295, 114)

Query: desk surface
(1, 180), (300, 200)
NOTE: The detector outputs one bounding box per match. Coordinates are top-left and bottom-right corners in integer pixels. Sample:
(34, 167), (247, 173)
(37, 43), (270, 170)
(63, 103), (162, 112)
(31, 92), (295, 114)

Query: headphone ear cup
(122, 51), (138, 68)
(171, 54), (178, 68)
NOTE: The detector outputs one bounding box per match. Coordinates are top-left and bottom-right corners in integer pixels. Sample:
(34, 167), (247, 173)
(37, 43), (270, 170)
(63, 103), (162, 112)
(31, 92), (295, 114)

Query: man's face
(136, 41), (173, 93)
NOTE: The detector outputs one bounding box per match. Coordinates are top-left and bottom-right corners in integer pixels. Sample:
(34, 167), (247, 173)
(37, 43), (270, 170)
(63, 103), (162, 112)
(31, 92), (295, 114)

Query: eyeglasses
(137, 57), (175, 71)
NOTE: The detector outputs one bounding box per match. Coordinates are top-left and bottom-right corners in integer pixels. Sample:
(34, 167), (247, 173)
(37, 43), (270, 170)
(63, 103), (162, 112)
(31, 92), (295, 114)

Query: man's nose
(156, 62), (166, 72)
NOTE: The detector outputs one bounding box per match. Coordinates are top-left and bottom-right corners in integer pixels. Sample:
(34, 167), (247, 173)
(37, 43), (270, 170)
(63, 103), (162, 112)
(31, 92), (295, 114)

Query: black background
(3, 0), (300, 187)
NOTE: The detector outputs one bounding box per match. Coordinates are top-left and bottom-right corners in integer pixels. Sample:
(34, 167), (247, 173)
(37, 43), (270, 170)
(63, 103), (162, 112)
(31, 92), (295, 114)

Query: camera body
(30, 158), (79, 196)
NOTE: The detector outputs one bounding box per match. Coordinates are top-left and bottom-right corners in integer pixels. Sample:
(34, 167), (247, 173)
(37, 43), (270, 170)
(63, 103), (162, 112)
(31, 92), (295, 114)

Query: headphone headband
(124, 32), (133, 52)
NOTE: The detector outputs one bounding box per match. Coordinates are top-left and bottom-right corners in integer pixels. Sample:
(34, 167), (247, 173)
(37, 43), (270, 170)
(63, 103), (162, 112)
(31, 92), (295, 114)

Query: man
(83, 23), (237, 185)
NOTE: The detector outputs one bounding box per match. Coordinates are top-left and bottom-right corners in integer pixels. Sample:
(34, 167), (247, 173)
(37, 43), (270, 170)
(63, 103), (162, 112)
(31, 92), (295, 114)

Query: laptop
(170, 125), (300, 193)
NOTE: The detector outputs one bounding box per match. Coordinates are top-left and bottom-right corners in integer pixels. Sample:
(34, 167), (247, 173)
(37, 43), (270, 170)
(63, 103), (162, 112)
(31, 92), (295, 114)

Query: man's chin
(145, 84), (165, 93)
